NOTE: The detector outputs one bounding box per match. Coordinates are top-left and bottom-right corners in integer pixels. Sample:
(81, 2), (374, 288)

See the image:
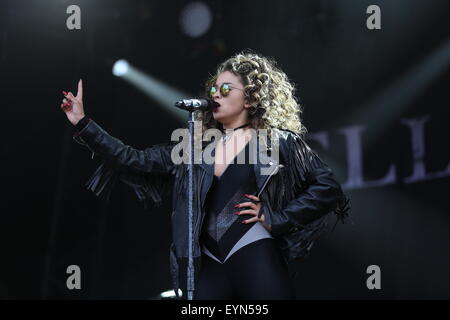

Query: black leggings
(193, 238), (296, 300)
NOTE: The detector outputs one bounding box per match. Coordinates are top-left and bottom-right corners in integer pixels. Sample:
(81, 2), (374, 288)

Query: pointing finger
(76, 79), (83, 100)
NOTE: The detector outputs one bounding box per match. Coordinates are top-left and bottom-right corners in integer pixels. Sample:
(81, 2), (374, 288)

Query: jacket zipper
(259, 163), (303, 234)
(257, 163), (284, 198)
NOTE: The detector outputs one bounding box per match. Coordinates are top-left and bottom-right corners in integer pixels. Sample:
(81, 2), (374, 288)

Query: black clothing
(200, 141), (260, 263)
(195, 142), (294, 299)
(72, 117), (352, 298)
(194, 239), (295, 300)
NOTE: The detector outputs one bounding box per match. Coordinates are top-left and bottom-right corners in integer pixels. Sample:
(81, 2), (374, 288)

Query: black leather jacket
(72, 116), (351, 297)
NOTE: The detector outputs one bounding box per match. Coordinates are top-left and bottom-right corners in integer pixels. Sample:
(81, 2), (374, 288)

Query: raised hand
(60, 79), (85, 126)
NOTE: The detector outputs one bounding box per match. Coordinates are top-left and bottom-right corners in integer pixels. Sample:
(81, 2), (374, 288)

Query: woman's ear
(243, 95), (254, 109)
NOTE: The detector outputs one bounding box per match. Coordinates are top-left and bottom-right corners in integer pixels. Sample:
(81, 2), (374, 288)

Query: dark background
(0, 0), (449, 299)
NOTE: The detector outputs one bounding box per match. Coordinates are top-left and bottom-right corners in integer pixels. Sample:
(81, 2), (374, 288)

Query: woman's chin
(212, 111), (225, 122)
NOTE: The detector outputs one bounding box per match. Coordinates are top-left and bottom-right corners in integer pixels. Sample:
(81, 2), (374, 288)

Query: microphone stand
(186, 109), (196, 300)
(174, 99), (216, 300)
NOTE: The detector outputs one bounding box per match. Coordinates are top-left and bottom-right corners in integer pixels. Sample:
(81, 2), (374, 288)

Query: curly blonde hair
(197, 49), (307, 136)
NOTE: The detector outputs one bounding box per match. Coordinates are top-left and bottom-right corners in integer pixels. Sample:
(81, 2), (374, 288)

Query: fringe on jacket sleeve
(262, 131), (353, 261)
(85, 159), (173, 210)
(289, 133), (352, 229)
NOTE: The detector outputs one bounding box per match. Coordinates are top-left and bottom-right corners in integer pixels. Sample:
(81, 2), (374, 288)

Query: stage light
(110, 59), (193, 121)
(160, 288), (183, 299)
(112, 59), (129, 77)
(179, 1), (212, 38)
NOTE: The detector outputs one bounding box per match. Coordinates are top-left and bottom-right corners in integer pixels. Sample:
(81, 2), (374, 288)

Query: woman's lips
(213, 102), (221, 112)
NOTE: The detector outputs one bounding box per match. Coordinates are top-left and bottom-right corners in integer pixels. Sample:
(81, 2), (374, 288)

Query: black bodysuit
(200, 142), (273, 263)
(194, 142), (296, 300)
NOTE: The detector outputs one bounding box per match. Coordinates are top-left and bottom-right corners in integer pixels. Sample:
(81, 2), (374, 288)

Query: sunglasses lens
(220, 84), (231, 96)
(209, 87), (217, 98)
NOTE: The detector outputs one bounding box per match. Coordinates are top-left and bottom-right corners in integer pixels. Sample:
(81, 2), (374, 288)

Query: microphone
(175, 98), (218, 112)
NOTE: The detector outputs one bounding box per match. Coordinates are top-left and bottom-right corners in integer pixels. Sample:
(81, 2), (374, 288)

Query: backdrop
(0, 0), (449, 299)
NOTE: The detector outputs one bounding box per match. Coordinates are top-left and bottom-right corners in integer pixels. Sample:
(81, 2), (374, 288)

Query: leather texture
(72, 118), (352, 297)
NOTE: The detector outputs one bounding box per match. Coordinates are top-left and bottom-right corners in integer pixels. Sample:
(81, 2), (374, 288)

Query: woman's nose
(213, 91), (221, 100)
